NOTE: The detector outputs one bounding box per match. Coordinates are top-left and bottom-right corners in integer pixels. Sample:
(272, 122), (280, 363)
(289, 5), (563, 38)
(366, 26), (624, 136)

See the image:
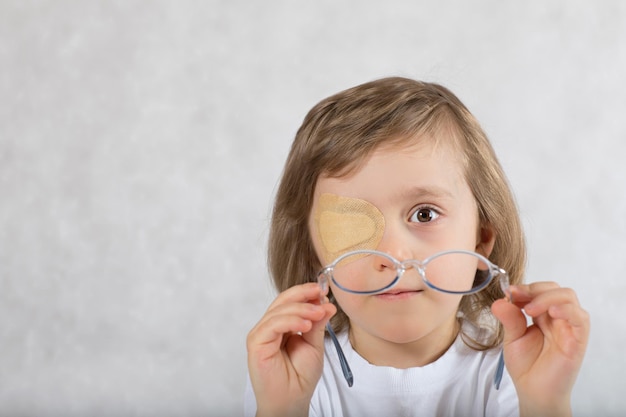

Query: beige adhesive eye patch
(313, 193), (385, 264)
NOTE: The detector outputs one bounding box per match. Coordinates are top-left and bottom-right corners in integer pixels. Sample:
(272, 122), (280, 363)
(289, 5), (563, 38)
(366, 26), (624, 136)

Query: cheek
(329, 283), (371, 324)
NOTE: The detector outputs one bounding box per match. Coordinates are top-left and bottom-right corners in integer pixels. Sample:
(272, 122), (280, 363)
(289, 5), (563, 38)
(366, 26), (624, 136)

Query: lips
(375, 288), (423, 300)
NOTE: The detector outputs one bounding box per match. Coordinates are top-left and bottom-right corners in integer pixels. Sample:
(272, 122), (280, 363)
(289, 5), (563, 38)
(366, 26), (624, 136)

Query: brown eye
(410, 207), (439, 223)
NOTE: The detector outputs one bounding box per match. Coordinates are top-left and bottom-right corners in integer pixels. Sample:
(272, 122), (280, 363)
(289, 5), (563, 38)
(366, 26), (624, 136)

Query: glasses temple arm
(326, 323), (353, 387)
(493, 269), (513, 390)
(494, 351), (505, 389)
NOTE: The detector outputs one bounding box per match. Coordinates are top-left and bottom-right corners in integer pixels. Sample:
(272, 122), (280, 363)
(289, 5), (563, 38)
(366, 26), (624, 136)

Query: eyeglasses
(317, 249), (511, 389)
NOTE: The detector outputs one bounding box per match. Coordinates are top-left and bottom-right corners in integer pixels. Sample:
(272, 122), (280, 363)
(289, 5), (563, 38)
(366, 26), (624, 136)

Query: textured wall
(1, 1), (624, 416)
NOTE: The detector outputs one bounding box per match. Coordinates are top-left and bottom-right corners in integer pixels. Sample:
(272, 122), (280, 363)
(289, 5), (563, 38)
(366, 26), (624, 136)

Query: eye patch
(313, 193), (385, 264)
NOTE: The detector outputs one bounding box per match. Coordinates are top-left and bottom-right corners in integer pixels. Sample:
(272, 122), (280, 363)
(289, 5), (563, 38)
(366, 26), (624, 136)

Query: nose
(374, 224), (428, 285)
(375, 223), (415, 262)
(374, 251), (397, 272)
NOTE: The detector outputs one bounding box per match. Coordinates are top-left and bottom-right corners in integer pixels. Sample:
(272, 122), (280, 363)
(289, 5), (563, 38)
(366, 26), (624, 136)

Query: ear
(475, 223), (496, 258)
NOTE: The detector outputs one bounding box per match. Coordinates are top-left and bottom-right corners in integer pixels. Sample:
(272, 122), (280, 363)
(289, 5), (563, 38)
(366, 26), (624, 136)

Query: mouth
(375, 289), (423, 300)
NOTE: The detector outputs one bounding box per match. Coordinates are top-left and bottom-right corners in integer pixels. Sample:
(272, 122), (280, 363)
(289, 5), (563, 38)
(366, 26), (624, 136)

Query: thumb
(492, 298), (528, 344)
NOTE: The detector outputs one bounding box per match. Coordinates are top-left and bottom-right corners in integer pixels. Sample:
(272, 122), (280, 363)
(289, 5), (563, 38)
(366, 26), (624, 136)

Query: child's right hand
(246, 282), (336, 417)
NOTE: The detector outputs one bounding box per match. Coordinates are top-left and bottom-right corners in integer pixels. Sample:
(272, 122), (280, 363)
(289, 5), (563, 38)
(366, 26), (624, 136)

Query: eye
(409, 207), (440, 223)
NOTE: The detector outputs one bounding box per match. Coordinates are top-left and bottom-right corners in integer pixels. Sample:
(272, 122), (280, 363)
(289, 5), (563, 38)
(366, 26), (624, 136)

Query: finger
(249, 303), (327, 350)
(509, 281), (561, 304)
(491, 298), (528, 343)
(546, 302), (591, 345)
(257, 302), (328, 334)
(267, 282), (325, 311)
(301, 303), (337, 347)
(547, 303), (590, 330)
(521, 287), (580, 318)
(528, 302), (590, 361)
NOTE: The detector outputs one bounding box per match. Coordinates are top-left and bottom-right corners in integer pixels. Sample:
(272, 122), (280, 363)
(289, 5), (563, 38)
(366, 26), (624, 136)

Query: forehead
(315, 139), (469, 205)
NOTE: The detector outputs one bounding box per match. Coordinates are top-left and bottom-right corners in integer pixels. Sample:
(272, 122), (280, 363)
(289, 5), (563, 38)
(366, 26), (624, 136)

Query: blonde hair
(268, 77), (526, 349)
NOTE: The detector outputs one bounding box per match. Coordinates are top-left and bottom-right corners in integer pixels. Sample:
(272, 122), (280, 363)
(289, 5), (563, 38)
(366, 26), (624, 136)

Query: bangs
(320, 103), (467, 180)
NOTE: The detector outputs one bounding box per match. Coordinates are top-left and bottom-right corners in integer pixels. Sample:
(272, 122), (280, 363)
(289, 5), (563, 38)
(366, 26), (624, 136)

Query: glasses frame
(317, 249), (511, 389)
(318, 249), (509, 296)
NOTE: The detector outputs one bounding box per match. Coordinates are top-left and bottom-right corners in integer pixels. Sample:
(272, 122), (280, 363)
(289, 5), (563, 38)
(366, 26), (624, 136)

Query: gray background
(1, 1), (624, 416)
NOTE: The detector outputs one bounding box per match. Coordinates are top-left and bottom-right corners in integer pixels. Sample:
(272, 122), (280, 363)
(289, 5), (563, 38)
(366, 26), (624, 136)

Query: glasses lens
(423, 251), (491, 293)
(332, 252), (397, 293)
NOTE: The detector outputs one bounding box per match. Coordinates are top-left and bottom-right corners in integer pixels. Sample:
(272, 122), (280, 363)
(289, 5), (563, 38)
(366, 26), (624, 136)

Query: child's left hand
(491, 282), (590, 417)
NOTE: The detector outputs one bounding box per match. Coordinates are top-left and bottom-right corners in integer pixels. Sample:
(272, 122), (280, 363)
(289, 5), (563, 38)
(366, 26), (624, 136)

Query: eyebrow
(398, 185), (456, 202)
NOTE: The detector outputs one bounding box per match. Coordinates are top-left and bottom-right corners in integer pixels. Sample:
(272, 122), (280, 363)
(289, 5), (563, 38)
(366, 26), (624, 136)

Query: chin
(372, 314), (459, 345)
(375, 322), (434, 344)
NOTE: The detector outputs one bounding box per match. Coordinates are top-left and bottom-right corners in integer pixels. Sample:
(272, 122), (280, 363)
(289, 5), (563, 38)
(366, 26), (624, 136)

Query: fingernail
(510, 285), (529, 297)
(524, 302), (536, 312)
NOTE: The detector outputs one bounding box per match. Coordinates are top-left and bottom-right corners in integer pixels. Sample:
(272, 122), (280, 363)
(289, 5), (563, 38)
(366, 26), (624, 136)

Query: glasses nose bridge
(399, 259), (426, 277)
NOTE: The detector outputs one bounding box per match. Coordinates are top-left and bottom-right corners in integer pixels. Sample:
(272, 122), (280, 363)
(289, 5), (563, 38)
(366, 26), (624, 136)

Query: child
(245, 77), (589, 417)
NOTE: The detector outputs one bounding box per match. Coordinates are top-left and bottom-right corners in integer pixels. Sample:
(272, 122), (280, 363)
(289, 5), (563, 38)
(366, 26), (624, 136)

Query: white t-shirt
(244, 325), (519, 417)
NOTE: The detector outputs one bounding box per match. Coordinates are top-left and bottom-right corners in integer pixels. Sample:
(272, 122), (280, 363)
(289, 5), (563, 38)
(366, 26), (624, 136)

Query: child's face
(309, 138), (493, 356)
